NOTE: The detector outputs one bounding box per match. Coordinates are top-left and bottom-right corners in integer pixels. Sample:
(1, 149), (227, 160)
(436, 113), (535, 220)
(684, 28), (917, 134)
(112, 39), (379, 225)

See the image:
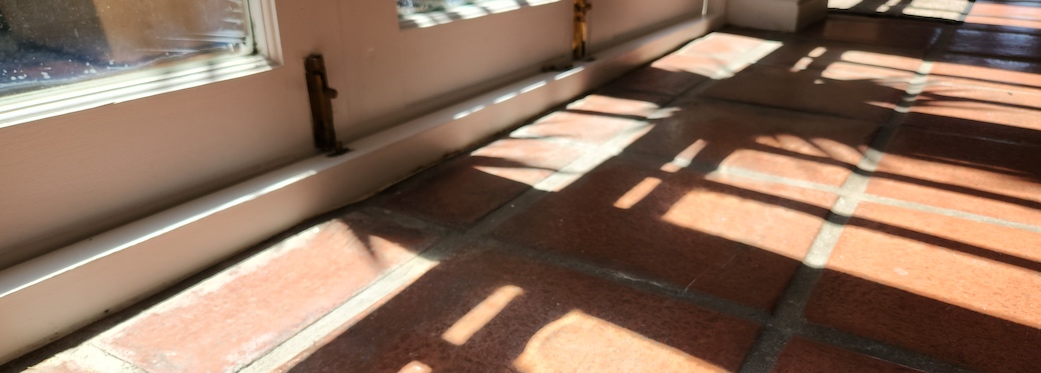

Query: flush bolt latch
(573, 0), (592, 60)
(304, 54), (348, 156)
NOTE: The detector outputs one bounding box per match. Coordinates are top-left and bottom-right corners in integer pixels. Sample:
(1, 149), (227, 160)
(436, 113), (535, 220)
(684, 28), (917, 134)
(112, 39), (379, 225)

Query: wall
(331, 0), (574, 140)
(587, 0), (706, 53)
(0, 0), (705, 269)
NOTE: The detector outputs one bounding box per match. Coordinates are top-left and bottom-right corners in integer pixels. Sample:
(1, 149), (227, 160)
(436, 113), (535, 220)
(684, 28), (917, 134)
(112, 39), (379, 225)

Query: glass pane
(397, 0), (476, 15)
(0, 0), (252, 96)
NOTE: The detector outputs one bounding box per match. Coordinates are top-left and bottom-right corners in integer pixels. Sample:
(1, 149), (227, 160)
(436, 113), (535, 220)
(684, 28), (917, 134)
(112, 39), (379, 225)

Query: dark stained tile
(285, 249), (762, 373)
(755, 38), (923, 74)
(929, 53), (1041, 89)
(372, 138), (584, 227)
(965, 1), (1041, 29)
(795, 16), (943, 50)
(93, 214), (441, 373)
(906, 77), (1041, 144)
(865, 128), (1041, 225)
(772, 338), (924, 373)
(700, 63), (910, 123)
(626, 100), (877, 186)
(806, 271), (1041, 373)
(804, 202), (1041, 373)
(947, 29), (1041, 60)
(607, 66), (708, 97)
(493, 157), (837, 310)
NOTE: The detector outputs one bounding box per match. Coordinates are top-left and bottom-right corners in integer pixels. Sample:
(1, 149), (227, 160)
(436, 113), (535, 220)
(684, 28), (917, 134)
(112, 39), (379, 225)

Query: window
(397, 0), (560, 28)
(0, 0), (252, 97)
(397, 0), (475, 15)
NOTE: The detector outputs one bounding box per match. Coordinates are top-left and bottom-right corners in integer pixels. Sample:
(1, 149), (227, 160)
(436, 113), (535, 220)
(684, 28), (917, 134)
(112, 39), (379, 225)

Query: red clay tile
(567, 89), (673, 118)
(804, 202), (1041, 373)
(960, 18), (1041, 35)
(929, 53), (1041, 89)
(373, 138), (584, 227)
(807, 270), (1041, 373)
(907, 77), (1041, 143)
(966, 14), (1041, 29)
(771, 338), (924, 373)
(651, 54), (735, 79)
(755, 39), (924, 74)
(700, 63), (910, 123)
(607, 66), (708, 97)
(947, 29), (1041, 60)
(512, 110), (650, 145)
(968, 1), (1041, 21)
(94, 214), (440, 373)
(836, 202), (1041, 310)
(285, 249), (762, 373)
(866, 128), (1041, 225)
(626, 100), (877, 185)
(493, 157), (837, 310)
(677, 32), (779, 61)
(796, 16), (943, 50)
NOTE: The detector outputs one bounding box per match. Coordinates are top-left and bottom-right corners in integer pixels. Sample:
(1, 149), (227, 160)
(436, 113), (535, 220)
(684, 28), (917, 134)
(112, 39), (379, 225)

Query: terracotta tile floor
(10, 12), (1041, 373)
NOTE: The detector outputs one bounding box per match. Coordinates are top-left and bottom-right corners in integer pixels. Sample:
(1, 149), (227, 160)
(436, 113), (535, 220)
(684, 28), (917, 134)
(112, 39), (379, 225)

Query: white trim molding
(0, 0), (283, 129)
(0, 13), (724, 364)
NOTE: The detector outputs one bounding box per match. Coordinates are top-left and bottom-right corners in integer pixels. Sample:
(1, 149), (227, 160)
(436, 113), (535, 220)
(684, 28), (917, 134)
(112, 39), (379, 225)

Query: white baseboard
(0, 13), (724, 365)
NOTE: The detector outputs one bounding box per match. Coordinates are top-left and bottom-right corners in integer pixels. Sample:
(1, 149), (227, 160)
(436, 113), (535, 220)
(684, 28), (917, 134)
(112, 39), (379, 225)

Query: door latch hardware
(304, 54), (348, 156)
(573, 0), (592, 60)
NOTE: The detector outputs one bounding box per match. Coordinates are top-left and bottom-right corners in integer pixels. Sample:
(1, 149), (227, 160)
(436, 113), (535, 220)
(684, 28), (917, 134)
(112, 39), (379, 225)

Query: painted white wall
(587, 0), (706, 53)
(0, 0), (342, 268)
(0, 0), (705, 270)
(330, 0), (573, 140)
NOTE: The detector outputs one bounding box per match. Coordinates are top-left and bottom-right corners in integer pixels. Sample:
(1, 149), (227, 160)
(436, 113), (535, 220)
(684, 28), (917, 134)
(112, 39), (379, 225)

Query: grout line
(620, 140), (1041, 235)
(802, 198), (858, 269)
(68, 344), (147, 373)
(853, 192), (1041, 233)
(799, 323), (980, 373)
(356, 206), (457, 234)
(901, 124), (1041, 146)
(238, 232), (460, 373)
(239, 104), (665, 370)
(738, 24), (967, 373)
(16, 25), (1029, 373)
(735, 323), (792, 372)
(254, 24), (1025, 373)
(479, 237), (772, 324)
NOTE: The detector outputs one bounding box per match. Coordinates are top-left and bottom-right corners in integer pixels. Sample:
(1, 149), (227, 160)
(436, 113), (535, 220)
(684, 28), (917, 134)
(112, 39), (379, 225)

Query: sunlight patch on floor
(442, 285), (525, 345)
(514, 310), (727, 373)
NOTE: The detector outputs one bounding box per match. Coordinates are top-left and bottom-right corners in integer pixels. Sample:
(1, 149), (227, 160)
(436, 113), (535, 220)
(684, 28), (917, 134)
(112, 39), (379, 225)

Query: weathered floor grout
(284, 23), (1024, 372)
(14, 21), (1039, 373)
(736, 22), (977, 373)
